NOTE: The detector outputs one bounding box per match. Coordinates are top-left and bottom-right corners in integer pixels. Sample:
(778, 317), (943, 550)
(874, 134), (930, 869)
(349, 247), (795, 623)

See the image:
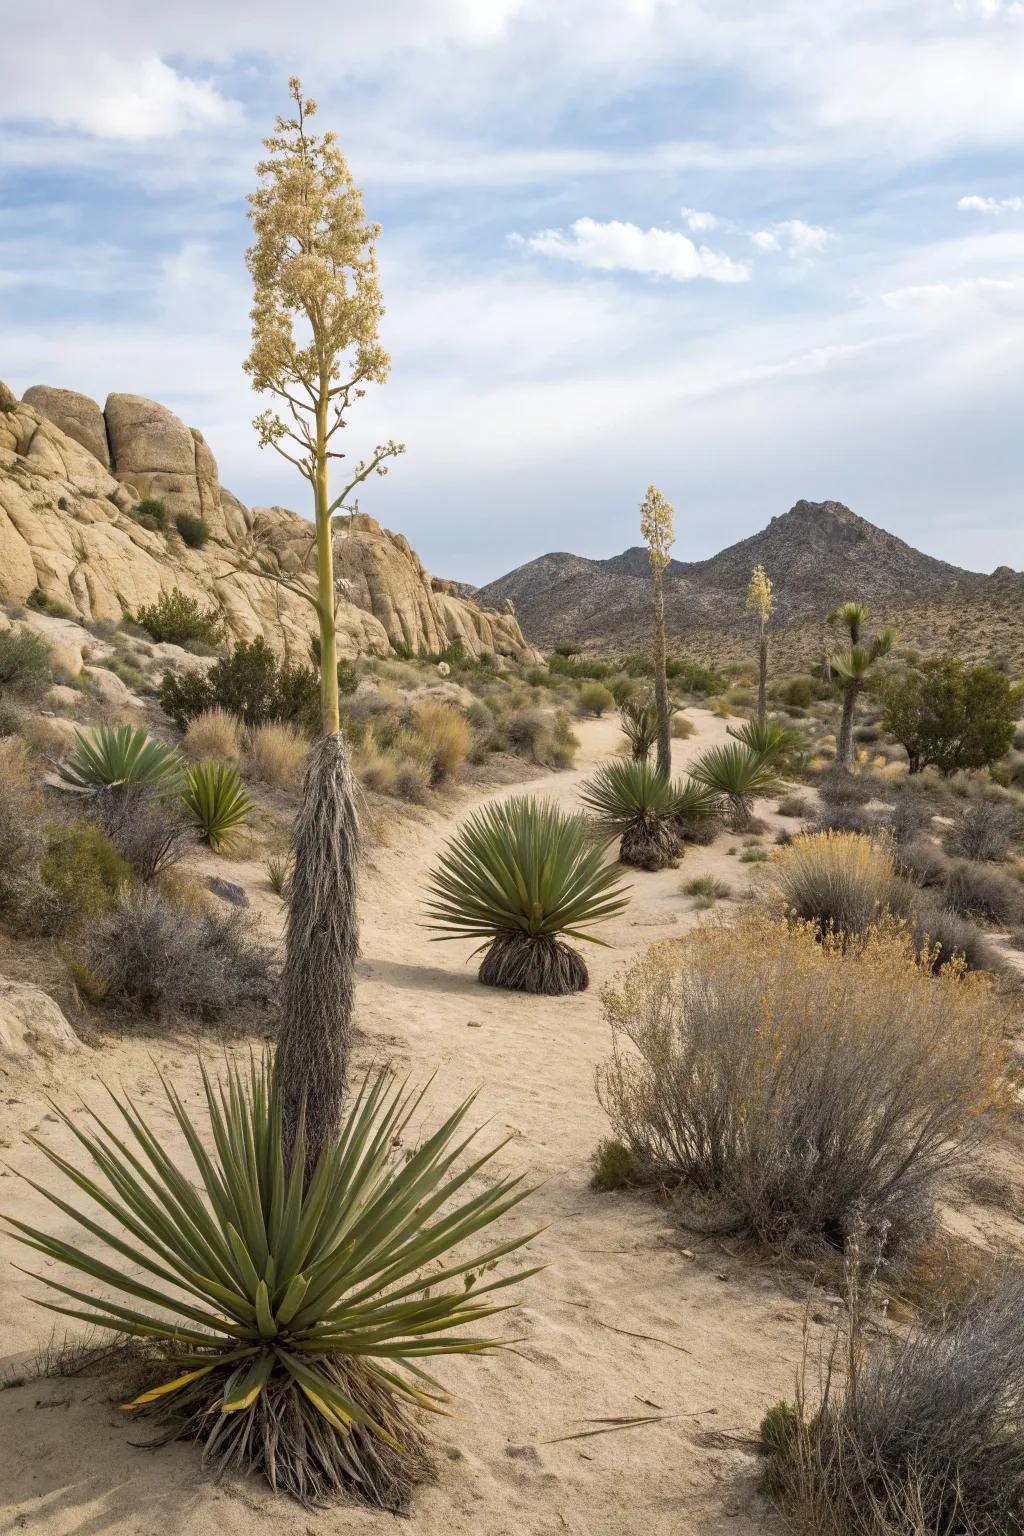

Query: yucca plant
(828, 602), (896, 770)
(423, 795), (630, 993)
(671, 775), (725, 843)
(689, 741), (782, 830)
(183, 760), (255, 852)
(3, 1059), (540, 1508)
(60, 724), (184, 792)
(727, 717), (808, 775)
(579, 757), (681, 870)
(619, 696), (660, 760)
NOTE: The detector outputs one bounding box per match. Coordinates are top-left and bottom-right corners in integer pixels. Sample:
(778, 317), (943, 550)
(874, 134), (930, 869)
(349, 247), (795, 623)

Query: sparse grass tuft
(183, 707), (242, 761)
(245, 721), (310, 789)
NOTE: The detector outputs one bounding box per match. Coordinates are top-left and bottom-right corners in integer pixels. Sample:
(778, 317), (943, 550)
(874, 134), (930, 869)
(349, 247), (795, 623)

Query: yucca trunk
(838, 685), (858, 772)
(478, 933), (588, 994)
(314, 388), (341, 736)
(620, 815), (680, 871)
(653, 569), (672, 780)
(274, 732), (360, 1177)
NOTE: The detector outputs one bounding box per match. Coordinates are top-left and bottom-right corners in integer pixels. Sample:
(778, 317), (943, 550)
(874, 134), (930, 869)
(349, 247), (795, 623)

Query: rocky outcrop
(0, 979), (80, 1061)
(0, 383), (540, 664)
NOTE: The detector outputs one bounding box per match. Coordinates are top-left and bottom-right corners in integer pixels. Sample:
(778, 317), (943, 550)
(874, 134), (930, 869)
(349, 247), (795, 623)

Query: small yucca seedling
(183, 760), (254, 851)
(579, 757), (681, 871)
(60, 724), (183, 792)
(423, 795), (630, 994)
(3, 1061), (540, 1508)
(689, 741), (782, 831)
(266, 853), (292, 898)
(619, 697), (660, 761)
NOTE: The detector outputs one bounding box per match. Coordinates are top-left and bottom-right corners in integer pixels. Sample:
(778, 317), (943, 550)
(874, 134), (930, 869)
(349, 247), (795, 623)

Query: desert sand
(0, 709), (812, 1536)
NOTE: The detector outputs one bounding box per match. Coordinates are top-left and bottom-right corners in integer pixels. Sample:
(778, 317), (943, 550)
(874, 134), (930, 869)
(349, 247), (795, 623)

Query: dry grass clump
(82, 885), (277, 1025)
(764, 1268), (1024, 1535)
(597, 914), (1008, 1261)
(245, 720), (310, 789)
(353, 738), (397, 796)
(409, 699), (472, 783)
(182, 706), (242, 760)
(771, 831), (909, 942)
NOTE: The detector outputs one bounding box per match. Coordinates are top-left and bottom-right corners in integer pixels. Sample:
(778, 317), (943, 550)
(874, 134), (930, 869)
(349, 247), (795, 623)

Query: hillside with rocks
(0, 381), (538, 665)
(477, 499), (1024, 669)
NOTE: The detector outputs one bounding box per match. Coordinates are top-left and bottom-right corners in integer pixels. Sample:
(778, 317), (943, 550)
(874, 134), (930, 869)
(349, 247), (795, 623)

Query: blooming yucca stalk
(3, 1059), (540, 1508)
(424, 795), (630, 993)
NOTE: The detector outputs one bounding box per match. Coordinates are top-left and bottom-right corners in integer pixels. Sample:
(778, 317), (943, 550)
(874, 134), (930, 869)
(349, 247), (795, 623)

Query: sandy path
(0, 710), (809, 1536)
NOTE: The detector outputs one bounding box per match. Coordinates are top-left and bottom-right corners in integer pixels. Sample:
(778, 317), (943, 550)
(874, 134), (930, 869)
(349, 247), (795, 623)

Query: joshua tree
(829, 602), (896, 771)
(640, 484), (675, 779)
(244, 77), (404, 735)
(746, 564), (774, 727)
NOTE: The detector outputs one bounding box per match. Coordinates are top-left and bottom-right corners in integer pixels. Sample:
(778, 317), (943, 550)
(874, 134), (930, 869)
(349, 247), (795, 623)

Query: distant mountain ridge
(475, 499), (1023, 670)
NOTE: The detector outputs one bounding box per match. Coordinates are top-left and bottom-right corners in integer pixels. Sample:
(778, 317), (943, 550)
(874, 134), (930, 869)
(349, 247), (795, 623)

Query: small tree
(244, 77), (404, 735)
(828, 602), (896, 771)
(746, 564), (774, 727)
(881, 658), (1022, 775)
(639, 484), (675, 779)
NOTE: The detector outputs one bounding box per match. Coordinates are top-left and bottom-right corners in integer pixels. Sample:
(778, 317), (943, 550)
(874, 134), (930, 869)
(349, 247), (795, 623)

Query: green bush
(40, 822), (132, 926)
(0, 627), (52, 697)
(779, 676), (815, 709)
(175, 512), (211, 548)
(578, 681), (615, 716)
(134, 589), (225, 647)
(548, 653), (612, 681)
(133, 497), (168, 531)
(159, 637), (322, 732)
(591, 1138), (636, 1190)
(665, 657), (726, 695)
(881, 657), (1023, 775)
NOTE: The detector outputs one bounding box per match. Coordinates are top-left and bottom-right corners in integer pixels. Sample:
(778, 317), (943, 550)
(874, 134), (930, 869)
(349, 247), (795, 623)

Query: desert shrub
(893, 838), (950, 890)
(780, 676), (815, 709)
(183, 707), (242, 760)
(909, 899), (1001, 975)
(887, 787), (935, 845)
(59, 724), (184, 792)
(817, 766), (874, 806)
(6, 1061), (536, 1507)
(504, 707), (548, 762)
(91, 787), (193, 883)
(607, 674), (636, 707)
(591, 1138), (636, 1191)
(578, 681), (615, 717)
(671, 714), (696, 740)
(766, 1273), (1024, 1536)
(881, 657), (1022, 776)
(246, 721), (310, 789)
(946, 798), (1022, 862)
(770, 832), (911, 943)
(597, 915), (1008, 1260)
(0, 626), (51, 698)
(424, 795), (630, 994)
(549, 653), (611, 681)
(82, 886), (275, 1023)
(683, 875), (730, 901)
(0, 702), (23, 736)
(665, 657), (726, 695)
(39, 822), (133, 926)
(410, 700), (472, 783)
(944, 860), (1024, 926)
(548, 710), (579, 768)
(814, 800), (879, 836)
(182, 761), (255, 852)
(175, 512), (211, 548)
(132, 497), (168, 530)
(777, 793), (810, 818)
(134, 589), (224, 647)
(159, 637), (321, 732)
(393, 756), (432, 804)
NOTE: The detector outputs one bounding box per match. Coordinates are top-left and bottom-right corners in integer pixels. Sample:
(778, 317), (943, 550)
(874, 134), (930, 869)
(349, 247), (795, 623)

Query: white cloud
(515, 217), (750, 284)
(751, 219), (833, 258)
(0, 53), (237, 141)
(881, 276), (1023, 309)
(959, 194), (1024, 214)
(681, 207), (719, 232)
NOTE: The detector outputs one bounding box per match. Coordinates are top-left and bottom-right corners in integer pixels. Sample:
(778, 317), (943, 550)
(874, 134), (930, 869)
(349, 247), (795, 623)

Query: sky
(1, 1), (1022, 585)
